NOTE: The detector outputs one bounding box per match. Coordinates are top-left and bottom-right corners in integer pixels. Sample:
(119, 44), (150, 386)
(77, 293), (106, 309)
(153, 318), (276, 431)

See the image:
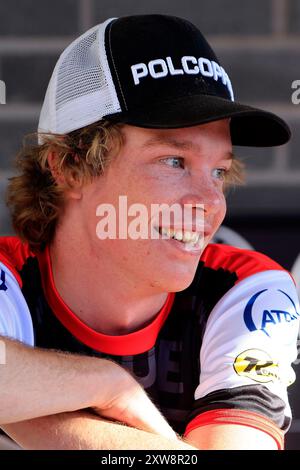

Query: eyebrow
(141, 137), (234, 160)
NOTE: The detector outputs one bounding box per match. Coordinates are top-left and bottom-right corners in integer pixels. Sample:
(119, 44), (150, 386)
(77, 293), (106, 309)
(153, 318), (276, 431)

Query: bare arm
(0, 337), (110, 423)
(3, 412), (196, 450)
(185, 425), (278, 450)
(0, 337), (176, 440)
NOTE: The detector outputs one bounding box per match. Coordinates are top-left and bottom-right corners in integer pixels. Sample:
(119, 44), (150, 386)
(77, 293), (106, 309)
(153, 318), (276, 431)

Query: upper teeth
(160, 227), (200, 244)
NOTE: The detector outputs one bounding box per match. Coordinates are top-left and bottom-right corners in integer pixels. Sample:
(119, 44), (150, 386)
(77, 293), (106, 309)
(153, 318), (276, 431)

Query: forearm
(0, 337), (177, 441)
(3, 411), (196, 450)
(0, 337), (117, 424)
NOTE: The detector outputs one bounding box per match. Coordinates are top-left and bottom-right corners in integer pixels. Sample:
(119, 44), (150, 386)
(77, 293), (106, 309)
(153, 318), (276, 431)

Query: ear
(47, 151), (64, 185)
(47, 151), (83, 200)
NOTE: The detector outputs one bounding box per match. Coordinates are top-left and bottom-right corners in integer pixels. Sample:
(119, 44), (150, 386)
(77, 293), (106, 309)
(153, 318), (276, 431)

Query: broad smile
(153, 226), (207, 255)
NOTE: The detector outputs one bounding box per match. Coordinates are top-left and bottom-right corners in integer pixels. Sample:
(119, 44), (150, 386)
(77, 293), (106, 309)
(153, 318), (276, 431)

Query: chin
(158, 269), (198, 293)
(168, 278), (196, 292)
(154, 253), (202, 291)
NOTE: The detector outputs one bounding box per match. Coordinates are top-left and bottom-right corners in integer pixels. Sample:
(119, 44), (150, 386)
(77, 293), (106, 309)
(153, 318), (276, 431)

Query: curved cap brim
(107, 95), (291, 147)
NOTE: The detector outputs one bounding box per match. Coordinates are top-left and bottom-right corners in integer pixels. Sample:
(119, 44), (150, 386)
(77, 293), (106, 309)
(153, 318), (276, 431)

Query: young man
(0, 14), (299, 450)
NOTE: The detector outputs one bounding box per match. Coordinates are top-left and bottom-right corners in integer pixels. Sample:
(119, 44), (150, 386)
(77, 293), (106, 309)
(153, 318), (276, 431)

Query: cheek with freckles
(210, 195), (227, 237)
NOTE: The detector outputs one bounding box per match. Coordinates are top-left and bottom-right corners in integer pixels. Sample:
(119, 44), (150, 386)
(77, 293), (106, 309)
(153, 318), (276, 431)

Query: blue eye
(212, 168), (228, 180)
(161, 157), (184, 169)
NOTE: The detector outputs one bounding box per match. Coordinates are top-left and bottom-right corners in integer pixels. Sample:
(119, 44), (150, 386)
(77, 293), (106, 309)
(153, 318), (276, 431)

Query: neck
(49, 225), (168, 336)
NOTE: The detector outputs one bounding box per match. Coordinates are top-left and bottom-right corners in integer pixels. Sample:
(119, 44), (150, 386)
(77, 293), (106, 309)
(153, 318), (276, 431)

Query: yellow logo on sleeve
(233, 349), (280, 383)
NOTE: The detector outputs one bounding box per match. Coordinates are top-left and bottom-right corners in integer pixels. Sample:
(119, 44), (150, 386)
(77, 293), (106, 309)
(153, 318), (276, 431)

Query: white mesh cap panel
(38, 18), (121, 139)
(38, 61), (59, 137)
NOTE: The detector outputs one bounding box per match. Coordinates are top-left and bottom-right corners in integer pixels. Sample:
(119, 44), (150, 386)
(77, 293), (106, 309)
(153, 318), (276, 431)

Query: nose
(181, 175), (225, 217)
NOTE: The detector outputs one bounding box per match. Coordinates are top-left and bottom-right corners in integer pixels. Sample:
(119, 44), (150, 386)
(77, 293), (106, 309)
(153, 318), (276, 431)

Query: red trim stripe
(202, 244), (286, 284)
(0, 236), (34, 288)
(37, 245), (175, 356)
(184, 409), (284, 450)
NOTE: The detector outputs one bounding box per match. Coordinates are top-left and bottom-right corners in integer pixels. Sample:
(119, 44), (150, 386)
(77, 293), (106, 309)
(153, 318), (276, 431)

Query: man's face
(79, 119), (232, 293)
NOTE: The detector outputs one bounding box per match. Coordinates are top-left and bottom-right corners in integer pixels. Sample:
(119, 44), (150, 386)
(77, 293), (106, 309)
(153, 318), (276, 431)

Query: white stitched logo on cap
(130, 56), (234, 101)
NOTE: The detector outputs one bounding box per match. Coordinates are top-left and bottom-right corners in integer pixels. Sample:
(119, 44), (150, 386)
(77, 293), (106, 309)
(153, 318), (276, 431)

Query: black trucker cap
(38, 14), (291, 147)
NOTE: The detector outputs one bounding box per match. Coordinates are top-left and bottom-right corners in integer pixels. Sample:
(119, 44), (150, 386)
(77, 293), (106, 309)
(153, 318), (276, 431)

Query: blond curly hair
(6, 121), (124, 252)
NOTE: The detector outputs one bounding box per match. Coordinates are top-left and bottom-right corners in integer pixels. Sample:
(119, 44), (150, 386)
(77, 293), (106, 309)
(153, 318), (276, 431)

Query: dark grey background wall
(0, 0), (299, 450)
